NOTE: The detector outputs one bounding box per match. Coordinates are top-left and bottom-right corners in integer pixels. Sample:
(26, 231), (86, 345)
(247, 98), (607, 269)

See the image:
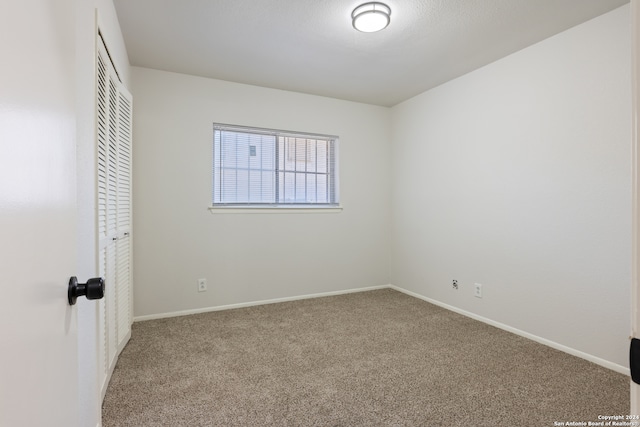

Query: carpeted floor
(103, 289), (629, 426)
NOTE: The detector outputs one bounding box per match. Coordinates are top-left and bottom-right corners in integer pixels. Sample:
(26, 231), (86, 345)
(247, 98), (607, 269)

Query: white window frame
(210, 124), (342, 213)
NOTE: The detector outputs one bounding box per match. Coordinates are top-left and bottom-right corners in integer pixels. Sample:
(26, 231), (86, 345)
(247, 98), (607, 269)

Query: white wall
(75, 1), (130, 425)
(390, 5), (631, 368)
(131, 67), (391, 318)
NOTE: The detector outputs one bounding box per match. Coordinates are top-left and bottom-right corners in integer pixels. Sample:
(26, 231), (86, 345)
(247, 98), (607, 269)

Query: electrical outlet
(452, 279), (458, 290)
(474, 283), (482, 298)
(197, 278), (207, 292)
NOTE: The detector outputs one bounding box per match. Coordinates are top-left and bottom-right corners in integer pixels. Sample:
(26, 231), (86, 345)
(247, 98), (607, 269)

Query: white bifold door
(96, 34), (133, 397)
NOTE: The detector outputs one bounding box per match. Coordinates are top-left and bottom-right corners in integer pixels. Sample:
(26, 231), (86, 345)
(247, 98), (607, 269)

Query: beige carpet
(103, 289), (629, 426)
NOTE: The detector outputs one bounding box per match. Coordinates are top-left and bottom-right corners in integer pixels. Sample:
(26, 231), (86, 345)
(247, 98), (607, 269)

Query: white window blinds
(213, 124), (339, 206)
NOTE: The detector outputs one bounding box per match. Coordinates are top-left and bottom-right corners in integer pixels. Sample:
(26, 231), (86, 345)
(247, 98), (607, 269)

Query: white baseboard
(388, 284), (630, 376)
(133, 285), (389, 322)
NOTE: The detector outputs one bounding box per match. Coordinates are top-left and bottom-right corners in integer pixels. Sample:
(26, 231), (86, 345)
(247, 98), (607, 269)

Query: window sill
(209, 205), (343, 214)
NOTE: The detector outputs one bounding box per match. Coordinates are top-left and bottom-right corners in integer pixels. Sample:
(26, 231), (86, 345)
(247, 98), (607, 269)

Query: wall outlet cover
(474, 283), (482, 298)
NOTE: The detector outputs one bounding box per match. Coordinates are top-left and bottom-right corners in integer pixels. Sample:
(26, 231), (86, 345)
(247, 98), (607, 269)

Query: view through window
(213, 124), (339, 206)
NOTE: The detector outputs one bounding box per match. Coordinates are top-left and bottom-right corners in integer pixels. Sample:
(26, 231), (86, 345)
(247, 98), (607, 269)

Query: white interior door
(0, 1), (80, 426)
(632, 0), (640, 416)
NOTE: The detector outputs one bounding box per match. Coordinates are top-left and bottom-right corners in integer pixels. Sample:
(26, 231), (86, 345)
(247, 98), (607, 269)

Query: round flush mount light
(352, 2), (391, 33)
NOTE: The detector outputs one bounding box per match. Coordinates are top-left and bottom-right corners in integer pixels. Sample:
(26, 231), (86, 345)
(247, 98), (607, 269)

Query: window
(213, 124), (339, 207)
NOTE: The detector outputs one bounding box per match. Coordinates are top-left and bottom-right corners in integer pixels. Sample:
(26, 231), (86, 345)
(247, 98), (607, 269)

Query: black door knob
(68, 276), (105, 305)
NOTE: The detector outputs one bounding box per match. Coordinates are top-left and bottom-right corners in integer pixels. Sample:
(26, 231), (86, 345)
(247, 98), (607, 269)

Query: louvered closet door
(115, 88), (132, 349)
(96, 35), (133, 397)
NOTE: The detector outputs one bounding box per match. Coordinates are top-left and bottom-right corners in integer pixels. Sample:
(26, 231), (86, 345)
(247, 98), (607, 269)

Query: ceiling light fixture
(352, 2), (391, 33)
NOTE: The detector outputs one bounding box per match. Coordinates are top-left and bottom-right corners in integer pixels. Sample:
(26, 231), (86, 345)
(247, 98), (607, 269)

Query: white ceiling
(113, 0), (629, 107)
